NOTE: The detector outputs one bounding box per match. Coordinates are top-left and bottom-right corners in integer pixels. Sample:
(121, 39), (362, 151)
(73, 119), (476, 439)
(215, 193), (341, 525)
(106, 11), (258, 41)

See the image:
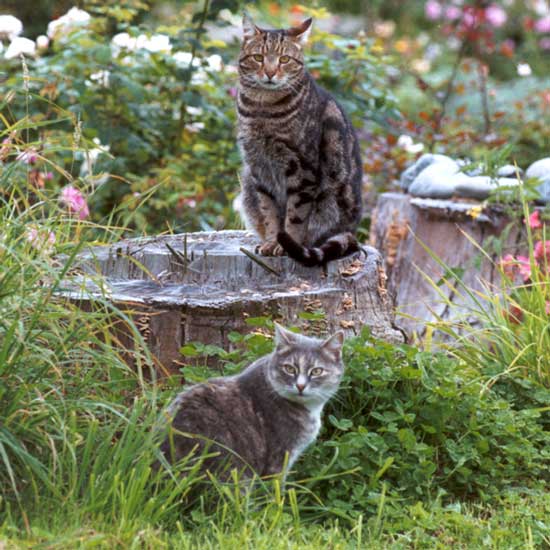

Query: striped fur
(237, 15), (363, 266)
(277, 231), (360, 267)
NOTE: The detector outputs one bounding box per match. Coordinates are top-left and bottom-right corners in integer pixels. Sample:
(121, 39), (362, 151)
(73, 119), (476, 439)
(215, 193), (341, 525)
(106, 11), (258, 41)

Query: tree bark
(370, 192), (524, 338)
(65, 230), (404, 376)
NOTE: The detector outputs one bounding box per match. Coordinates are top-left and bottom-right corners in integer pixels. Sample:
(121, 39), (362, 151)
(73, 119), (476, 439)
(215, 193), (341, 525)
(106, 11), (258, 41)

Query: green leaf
(179, 344), (200, 357)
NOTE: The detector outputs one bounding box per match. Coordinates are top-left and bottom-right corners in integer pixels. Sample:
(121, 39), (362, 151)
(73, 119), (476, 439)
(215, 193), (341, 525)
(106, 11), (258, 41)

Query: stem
(477, 60), (491, 136)
(430, 38), (467, 149)
(176, 0), (211, 155)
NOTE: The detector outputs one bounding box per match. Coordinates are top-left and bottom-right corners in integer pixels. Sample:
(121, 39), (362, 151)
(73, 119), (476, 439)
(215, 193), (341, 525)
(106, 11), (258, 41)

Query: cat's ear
(243, 13), (261, 41)
(274, 323), (300, 350)
(320, 331), (344, 362)
(287, 18), (313, 46)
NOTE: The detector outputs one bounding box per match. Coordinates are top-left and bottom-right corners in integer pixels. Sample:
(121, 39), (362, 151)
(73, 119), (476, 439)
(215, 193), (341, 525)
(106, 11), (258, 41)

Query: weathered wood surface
(370, 192), (524, 337)
(64, 230), (404, 375)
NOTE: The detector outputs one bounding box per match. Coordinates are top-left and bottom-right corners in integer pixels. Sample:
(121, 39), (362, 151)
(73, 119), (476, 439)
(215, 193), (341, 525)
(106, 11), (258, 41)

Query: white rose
(36, 34), (49, 50)
(172, 51), (212, 84)
(65, 7), (91, 24)
(397, 134), (424, 154)
(112, 32), (172, 56)
(517, 63), (532, 77)
(397, 135), (414, 149)
(206, 54), (223, 72)
(134, 34), (149, 50)
(47, 7), (91, 40)
(0, 15), (23, 40)
(173, 51), (200, 68)
(185, 106), (204, 116)
(192, 69), (208, 85)
(88, 70), (110, 88)
(111, 32), (137, 52)
(5, 37), (36, 59)
(185, 122), (205, 133)
(407, 143), (425, 154)
(143, 34), (172, 53)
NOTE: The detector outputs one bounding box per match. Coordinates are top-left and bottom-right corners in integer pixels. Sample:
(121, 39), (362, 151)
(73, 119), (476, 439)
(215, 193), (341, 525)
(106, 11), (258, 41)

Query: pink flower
(425, 0), (443, 21)
(535, 16), (550, 33)
(16, 149), (38, 164)
(527, 210), (543, 229)
(539, 37), (550, 50)
(462, 9), (477, 29)
(228, 87), (238, 98)
(445, 6), (462, 21)
(485, 5), (507, 28)
(516, 256), (532, 282)
(546, 301), (550, 315)
(26, 226), (56, 252)
(60, 185), (90, 220)
(534, 240), (550, 265)
(500, 254), (517, 280)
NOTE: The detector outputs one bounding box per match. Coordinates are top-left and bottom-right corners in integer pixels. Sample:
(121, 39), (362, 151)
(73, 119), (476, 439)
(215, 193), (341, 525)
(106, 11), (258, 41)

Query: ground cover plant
(2, 1), (550, 549)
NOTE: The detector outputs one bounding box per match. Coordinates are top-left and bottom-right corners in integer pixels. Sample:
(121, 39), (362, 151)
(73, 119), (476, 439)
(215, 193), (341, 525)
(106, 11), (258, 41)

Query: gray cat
(159, 325), (344, 480)
(237, 14), (363, 266)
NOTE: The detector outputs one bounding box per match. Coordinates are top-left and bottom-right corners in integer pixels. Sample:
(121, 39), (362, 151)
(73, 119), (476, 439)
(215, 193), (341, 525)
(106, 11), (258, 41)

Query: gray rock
(455, 177), (520, 200)
(462, 164), (484, 177)
(455, 159), (484, 177)
(526, 158), (550, 203)
(399, 154), (456, 191)
(526, 158), (550, 179)
(497, 164), (523, 178)
(408, 160), (465, 199)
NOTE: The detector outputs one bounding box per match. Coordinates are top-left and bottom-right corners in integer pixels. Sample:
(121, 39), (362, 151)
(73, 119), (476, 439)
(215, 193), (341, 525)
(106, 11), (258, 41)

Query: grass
(2, 491), (550, 549)
(2, 91), (550, 550)
(413, 195), (550, 418)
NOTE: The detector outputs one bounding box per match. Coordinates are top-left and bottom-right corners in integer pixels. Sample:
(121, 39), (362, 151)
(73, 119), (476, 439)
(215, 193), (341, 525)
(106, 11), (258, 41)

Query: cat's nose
(296, 382), (306, 393)
(265, 68), (277, 80)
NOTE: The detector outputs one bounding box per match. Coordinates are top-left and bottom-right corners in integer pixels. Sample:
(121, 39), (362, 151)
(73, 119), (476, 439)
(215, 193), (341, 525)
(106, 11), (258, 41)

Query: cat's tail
(277, 231), (360, 267)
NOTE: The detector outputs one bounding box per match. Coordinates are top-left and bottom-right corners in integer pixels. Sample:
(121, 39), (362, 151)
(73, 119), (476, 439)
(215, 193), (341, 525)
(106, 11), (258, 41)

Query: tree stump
(370, 192), (524, 337)
(64, 230), (404, 375)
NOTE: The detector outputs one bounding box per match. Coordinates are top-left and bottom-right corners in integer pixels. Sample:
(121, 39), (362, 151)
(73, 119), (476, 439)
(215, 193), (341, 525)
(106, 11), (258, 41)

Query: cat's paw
(256, 240), (285, 257)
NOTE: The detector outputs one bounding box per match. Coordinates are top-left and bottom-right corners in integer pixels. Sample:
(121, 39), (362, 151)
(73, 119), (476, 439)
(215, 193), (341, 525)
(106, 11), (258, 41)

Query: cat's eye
(253, 54), (264, 62)
(310, 367), (324, 377)
(283, 364), (297, 376)
(279, 55), (290, 63)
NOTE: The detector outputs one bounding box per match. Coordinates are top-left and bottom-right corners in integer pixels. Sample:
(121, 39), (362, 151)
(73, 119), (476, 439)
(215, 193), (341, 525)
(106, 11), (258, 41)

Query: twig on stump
(239, 247), (281, 277)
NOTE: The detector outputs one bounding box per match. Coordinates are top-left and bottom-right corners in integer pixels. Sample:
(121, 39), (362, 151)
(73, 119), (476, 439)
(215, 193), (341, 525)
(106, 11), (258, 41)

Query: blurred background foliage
(1, 0), (549, 235)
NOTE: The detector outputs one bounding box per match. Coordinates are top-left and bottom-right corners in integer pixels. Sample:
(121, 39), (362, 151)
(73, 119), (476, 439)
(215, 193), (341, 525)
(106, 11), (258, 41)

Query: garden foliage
(2, 2), (550, 548)
(1, 1), (397, 235)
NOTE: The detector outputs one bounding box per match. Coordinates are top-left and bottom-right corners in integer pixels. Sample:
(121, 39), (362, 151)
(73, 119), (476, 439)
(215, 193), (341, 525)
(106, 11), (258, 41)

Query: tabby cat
(159, 325), (344, 479)
(237, 14), (363, 266)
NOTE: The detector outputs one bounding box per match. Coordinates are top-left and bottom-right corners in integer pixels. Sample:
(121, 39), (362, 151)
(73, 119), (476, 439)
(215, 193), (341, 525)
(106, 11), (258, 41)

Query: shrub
(177, 323), (550, 520)
(1, 3), (399, 234)
(295, 330), (550, 519)
(0, 107), (202, 528)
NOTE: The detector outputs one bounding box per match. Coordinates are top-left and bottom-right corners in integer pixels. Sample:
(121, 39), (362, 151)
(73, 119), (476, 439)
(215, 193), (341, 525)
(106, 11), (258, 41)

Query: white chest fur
(287, 404), (323, 471)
